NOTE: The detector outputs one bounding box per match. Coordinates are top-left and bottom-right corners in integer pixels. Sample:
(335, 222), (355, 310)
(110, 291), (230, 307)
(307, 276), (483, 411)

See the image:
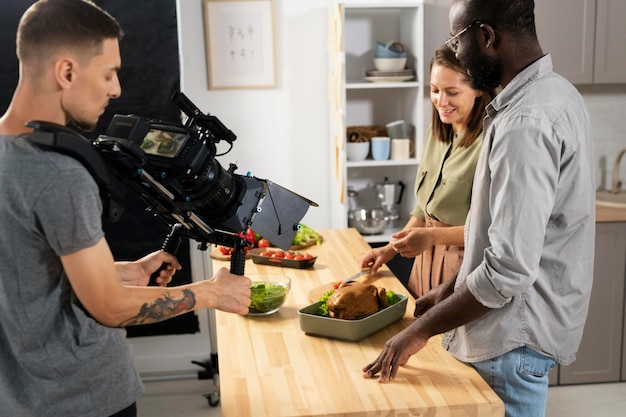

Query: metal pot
(348, 208), (390, 235)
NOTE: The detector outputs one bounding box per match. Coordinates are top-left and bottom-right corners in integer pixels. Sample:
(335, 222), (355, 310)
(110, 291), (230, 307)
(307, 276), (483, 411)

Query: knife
(341, 269), (369, 285)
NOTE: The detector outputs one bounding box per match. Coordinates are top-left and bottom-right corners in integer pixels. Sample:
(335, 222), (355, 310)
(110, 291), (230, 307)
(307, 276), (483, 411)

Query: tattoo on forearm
(119, 289), (196, 327)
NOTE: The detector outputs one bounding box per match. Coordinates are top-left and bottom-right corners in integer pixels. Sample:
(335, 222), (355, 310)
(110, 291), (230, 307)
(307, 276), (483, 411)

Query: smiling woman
(359, 45), (495, 300)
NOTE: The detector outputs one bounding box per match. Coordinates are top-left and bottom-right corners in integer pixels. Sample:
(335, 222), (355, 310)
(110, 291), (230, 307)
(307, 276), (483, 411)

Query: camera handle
(150, 223), (184, 285)
(152, 222), (247, 285)
(229, 239), (247, 276)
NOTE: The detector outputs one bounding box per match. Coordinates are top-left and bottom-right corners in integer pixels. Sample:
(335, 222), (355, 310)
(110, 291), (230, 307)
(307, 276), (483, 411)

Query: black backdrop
(0, 0), (200, 337)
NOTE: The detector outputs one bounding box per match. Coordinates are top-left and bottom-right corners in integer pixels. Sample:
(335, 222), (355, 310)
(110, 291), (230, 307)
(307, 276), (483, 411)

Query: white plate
(366, 69), (414, 77)
(364, 75), (415, 83)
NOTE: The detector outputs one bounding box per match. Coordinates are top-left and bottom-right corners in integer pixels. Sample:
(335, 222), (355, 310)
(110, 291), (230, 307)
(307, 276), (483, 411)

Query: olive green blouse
(411, 126), (483, 226)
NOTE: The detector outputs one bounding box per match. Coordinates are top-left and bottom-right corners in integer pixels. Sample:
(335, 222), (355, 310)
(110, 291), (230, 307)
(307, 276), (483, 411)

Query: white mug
(391, 138), (411, 160)
(371, 136), (391, 160)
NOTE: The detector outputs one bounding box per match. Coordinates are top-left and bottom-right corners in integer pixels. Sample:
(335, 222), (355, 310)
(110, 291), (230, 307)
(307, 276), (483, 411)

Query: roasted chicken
(327, 283), (388, 320)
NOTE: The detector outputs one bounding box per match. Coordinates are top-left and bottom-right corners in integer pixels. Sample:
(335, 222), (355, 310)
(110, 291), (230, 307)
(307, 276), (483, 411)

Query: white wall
(178, 0), (626, 230)
(177, 0), (337, 230)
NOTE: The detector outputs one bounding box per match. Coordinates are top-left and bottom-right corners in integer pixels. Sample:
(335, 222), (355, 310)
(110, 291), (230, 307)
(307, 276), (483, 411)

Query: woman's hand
(359, 244), (396, 273)
(389, 227), (434, 258)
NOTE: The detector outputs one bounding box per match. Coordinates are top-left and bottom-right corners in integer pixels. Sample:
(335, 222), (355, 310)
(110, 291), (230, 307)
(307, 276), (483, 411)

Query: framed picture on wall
(203, 0), (277, 89)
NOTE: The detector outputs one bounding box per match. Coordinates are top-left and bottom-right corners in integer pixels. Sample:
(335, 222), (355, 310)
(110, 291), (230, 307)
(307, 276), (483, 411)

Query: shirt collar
(487, 53), (554, 116)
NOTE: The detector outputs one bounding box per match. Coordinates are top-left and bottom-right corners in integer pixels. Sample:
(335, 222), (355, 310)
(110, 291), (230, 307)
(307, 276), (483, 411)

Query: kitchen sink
(596, 191), (626, 208)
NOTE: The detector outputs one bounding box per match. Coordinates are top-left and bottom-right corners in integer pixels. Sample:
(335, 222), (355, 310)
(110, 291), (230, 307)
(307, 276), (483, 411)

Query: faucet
(611, 148), (626, 194)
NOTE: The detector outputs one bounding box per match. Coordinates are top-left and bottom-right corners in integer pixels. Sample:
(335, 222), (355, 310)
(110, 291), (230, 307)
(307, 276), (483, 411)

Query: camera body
(28, 92), (316, 257)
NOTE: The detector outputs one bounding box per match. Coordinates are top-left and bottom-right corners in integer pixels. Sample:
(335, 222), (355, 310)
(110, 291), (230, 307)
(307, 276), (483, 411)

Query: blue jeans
(470, 347), (557, 417)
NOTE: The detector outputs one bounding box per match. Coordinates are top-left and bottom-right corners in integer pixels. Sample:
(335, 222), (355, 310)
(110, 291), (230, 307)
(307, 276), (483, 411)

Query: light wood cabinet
(535, 0), (626, 84)
(328, 2), (425, 243)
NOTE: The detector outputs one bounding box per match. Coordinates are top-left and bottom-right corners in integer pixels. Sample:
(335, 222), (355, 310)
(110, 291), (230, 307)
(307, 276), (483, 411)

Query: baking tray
(297, 294), (408, 342)
(248, 248), (317, 269)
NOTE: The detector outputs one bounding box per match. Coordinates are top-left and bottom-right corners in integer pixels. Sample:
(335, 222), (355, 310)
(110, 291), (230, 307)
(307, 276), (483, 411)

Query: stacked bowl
(374, 41), (407, 71)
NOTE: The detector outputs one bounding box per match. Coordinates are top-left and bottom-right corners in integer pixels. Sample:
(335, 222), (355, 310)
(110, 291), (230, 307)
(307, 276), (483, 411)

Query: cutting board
(307, 282), (339, 303)
(208, 248), (251, 261)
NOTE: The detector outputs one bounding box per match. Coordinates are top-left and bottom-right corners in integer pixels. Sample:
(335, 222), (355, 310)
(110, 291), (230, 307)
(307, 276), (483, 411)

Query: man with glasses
(362, 1), (595, 416)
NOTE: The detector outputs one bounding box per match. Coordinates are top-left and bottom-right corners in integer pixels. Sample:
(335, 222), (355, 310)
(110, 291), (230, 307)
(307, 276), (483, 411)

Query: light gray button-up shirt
(442, 54), (595, 365)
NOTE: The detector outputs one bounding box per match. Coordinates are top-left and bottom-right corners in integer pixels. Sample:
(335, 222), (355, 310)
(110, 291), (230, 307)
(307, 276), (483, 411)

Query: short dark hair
(429, 45), (495, 148)
(17, 0), (123, 65)
(462, 0), (537, 39)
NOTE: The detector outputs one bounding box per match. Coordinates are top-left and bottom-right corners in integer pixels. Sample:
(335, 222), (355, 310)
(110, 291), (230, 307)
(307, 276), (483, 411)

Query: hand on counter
(362, 322), (429, 382)
(363, 278), (488, 383)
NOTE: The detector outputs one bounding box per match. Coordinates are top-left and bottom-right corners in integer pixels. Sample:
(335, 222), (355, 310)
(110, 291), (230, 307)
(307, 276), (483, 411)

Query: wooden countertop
(596, 203), (626, 222)
(212, 228), (504, 417)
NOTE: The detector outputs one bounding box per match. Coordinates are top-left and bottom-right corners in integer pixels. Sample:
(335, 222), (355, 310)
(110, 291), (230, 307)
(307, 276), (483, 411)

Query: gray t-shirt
(0, 134), (143, 416)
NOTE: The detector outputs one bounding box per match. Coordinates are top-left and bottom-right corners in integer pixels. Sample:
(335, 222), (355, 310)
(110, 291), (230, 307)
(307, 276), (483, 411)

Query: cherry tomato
(333, 281), (342, 289)
(259, 251), (271, 257)
(294, 255), (306, 260)
(219, 246), (233, 255)
(257, 238), (271, 248)
(244, 228), (255, 243)
(271, 251), (285, 258)
(285, 252), (296, 260)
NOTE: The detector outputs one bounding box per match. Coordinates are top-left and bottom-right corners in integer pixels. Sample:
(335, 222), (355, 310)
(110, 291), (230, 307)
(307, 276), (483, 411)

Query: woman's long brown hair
(429, 46), (495, 148)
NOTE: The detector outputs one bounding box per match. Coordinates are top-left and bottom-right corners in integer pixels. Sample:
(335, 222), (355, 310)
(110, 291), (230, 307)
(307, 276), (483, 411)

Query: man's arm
(363, 283), (490, 382)
(61, 238), (252, 326)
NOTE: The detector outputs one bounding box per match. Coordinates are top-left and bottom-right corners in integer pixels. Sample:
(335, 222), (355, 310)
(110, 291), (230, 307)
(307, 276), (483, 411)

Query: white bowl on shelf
(346, 142), (370, 161)
(374, 58), (407, 71)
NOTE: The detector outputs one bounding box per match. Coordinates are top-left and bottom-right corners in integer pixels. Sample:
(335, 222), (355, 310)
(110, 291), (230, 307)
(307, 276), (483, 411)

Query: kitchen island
(211, 228), (504, 417)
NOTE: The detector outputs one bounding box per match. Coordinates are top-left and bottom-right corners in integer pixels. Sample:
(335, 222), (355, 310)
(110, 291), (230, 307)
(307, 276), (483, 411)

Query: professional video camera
(27, 92), (317, 274)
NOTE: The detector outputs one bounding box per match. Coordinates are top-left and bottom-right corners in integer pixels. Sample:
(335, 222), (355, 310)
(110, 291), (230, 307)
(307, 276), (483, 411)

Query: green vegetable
(249, 281), (288, 313)
(316, 289), (400, 317)
(386, 291), (400, 305)
(316, 289), (335, 316)
(140, 138), (154, 149)
(292, 223), (322, 246)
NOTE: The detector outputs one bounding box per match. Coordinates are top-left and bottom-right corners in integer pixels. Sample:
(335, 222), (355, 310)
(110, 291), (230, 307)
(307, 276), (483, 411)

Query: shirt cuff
(466, 263), (512, 309)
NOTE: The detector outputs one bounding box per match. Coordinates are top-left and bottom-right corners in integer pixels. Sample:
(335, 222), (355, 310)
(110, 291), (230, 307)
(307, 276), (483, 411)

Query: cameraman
(0, 1), (251, 416)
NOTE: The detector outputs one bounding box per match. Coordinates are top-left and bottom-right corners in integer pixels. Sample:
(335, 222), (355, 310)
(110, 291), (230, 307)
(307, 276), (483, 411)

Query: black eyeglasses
(445, 21), (483, 53)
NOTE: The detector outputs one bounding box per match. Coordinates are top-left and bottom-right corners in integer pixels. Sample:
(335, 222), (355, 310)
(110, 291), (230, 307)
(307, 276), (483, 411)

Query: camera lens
(181, 159), (241, 217)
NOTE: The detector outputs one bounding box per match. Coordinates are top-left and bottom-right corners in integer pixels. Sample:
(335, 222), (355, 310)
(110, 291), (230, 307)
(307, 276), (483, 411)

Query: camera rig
(27, 92), (317, 275)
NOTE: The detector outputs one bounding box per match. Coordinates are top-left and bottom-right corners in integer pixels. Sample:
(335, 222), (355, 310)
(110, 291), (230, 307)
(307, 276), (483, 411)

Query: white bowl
(247, 273), (291, 316)
(346, 141), (370, 161)
(374, 58), (407, 72)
